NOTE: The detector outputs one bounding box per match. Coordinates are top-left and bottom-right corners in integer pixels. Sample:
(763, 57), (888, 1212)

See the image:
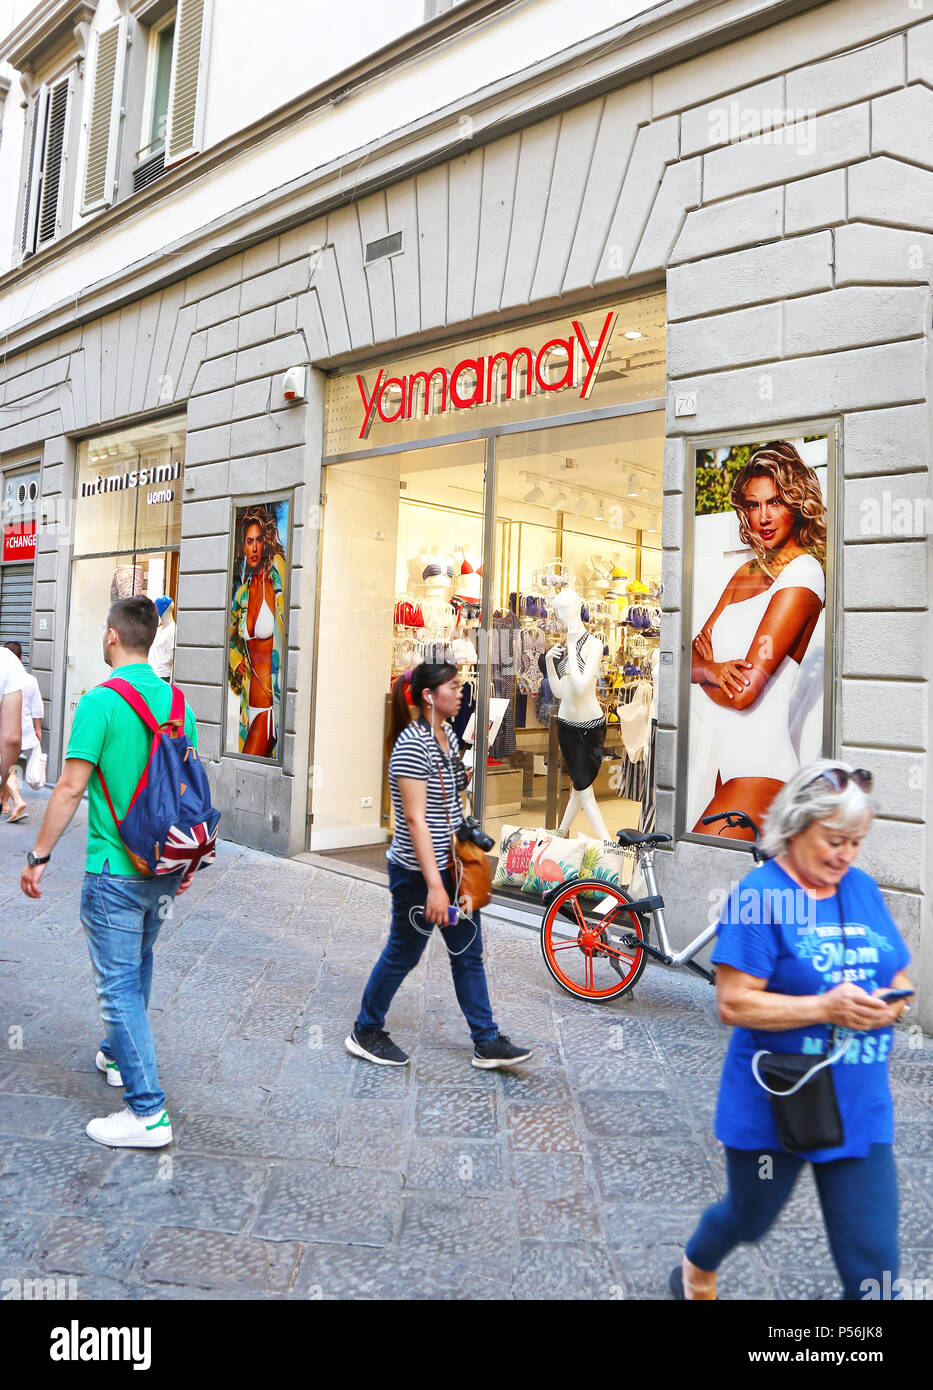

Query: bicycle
(539, 810), (763, 1001)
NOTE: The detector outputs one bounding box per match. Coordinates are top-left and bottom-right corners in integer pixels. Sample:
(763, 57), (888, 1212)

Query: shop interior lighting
(623, 330), (644, 340)
(627, 474), (639, 497)
(523, 482), (545, 504)
(547, 488), (569, 510)
(593, 497), (605, 521)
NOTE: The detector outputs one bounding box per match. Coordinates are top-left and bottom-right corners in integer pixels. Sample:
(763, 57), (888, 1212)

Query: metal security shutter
(0, 565), (35, 666)
(36, 75), (72, 248)
(165, 0), (212, 168)
(82, 20), (127, 213)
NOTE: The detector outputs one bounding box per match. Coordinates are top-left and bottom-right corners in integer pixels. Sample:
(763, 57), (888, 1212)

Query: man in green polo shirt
(21, 596), (196, 1149)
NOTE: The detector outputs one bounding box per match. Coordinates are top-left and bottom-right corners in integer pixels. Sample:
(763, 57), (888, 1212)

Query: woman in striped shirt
(346, 661), (531, 1071)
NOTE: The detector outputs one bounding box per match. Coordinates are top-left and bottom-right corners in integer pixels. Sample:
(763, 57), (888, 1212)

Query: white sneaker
(85, 1107), (173, 1149)
(95, 1050), (124, 1088)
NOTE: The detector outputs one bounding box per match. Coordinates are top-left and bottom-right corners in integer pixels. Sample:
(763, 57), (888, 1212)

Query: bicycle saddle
(615, 830), (672, 848)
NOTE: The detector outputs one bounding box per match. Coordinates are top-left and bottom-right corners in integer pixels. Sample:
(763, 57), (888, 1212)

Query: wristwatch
(26, 850), (51, 866)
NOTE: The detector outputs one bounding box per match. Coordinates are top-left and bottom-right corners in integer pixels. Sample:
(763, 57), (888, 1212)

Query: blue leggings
(686, 1144), (899, 1300)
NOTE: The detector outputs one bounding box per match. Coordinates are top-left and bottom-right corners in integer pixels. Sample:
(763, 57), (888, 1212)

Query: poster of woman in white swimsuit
(687, 438), (829, 841)
(227, 499), (289, 757)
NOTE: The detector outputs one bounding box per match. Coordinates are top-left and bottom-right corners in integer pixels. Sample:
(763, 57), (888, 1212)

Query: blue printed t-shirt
(711, 858), (910, 1162)
(66, 663), (198, 876)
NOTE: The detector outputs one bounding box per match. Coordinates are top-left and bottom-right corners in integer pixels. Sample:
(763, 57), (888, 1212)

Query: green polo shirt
(66, 663), (199, 875)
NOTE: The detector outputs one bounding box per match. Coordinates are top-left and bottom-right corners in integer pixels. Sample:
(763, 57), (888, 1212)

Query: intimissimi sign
(80, 458), (182, 499)
(356, 311), (617, 440)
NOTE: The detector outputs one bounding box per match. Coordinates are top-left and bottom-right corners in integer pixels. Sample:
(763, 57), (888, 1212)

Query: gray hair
(760, 759), (873, 859)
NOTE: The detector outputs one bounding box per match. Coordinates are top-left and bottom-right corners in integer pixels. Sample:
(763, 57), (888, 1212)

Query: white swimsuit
(247, 588), (275, 641)
(708, 553), (824, 783)
(245, 582), (276, 739)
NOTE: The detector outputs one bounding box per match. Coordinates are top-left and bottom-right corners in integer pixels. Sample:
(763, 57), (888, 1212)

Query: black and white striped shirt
(387, 720), (467, 872)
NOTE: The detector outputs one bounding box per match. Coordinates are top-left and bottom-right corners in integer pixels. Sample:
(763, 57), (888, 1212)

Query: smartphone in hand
(876, 988), (915, 1003)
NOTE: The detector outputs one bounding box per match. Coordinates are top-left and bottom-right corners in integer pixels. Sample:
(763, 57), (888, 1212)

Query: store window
(311, 293), (666, 903)
(1, 465), (40, 664)
(63, 416), (184, 745)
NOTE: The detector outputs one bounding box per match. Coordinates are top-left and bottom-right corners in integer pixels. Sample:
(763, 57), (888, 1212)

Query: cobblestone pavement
(2, 793), (932, 1300)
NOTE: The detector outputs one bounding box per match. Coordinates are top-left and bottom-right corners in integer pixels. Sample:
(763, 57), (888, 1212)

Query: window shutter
(36, 75), (72, 247)
(164, 0), (212, 168)
(82, 19), (128, 213)
(20, 88), (48, 257)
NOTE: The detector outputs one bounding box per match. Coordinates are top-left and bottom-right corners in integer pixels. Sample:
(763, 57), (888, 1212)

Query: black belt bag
(752, 1035), (849, 1153)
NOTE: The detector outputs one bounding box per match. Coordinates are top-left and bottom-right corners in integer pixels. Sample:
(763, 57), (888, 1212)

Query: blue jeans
(356, 860), (498, 1045)
(686, 1144), (899, 1300)
(80, 863), (181, 1117)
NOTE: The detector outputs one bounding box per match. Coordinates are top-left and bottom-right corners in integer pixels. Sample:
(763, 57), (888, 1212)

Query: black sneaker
(345, 1027), (409, 1066)
(471, 1033), (532, 1070)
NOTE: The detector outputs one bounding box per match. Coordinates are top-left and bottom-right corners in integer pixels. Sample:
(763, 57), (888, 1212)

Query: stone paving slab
(2, 792), (932, 1299)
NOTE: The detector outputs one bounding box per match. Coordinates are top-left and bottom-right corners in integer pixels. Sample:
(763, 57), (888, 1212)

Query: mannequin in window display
(148, 596), (176, 681)
(419, 549), (456, 646)
(545, 586), (612, 841)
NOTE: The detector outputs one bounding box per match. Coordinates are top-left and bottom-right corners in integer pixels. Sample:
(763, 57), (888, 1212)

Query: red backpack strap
(96, 767), (121, 828)
(101, 678), (161, 734)
(166, 684), (186, 735)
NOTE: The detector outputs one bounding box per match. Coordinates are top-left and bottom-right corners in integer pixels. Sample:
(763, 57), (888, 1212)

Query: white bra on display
(248, 590), (275, 641)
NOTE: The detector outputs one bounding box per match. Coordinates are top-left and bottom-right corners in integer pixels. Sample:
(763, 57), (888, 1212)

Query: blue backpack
(96, 679), (220, 885)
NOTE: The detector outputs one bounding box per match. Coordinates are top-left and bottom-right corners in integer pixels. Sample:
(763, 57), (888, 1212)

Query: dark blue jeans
(686, 1143), (899, 1300)
(356, 860), (498, 1044)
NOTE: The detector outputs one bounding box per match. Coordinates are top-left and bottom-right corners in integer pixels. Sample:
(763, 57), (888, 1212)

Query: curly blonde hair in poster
(731, 441), (827, 569)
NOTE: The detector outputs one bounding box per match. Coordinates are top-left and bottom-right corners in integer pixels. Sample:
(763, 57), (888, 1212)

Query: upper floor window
(134, 7), (176, 191)
(134, 0), (211, 193)
(22, 72), (75, 256)
(146, 13), (176, 157)
(0, 0), (94, 257)
(78, 0), (212, 214)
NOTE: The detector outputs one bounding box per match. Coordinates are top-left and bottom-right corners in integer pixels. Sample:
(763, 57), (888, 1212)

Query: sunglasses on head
(807, 767), (872, 794)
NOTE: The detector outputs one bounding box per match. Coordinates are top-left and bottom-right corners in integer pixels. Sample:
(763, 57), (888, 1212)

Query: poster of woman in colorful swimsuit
(686, 436), (830, 841)
(226, 499), (289, 758)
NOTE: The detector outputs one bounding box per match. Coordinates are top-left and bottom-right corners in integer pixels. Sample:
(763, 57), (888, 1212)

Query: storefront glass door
(309, 439), (488, 856)
(480, 412), (664, 880)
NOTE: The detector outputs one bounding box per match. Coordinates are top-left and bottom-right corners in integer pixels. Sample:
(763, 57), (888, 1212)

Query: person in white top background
(148, 597), (176, 682)
(0, 642), (25, 818)
(2, 641), (43, 822)
(691, 442), (827, 839)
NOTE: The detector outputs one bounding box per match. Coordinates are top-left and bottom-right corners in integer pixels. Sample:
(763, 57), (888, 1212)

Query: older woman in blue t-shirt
(673, 760), (913, 1301)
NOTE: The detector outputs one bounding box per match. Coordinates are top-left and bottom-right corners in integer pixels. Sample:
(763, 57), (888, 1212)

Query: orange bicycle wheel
(540, 879), (648, 1001)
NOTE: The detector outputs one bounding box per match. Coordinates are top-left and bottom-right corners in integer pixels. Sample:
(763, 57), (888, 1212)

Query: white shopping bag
(25, 745), (47, 790)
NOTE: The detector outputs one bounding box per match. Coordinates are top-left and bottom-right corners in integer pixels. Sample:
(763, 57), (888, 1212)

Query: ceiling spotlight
(627, 474), (639, 497)
(646, 514), (659, 533)
(524, 483), (545, 504)
(623, 330), (644, 341)
(594, 497), (605, 521)
(548, 489), (568, 510)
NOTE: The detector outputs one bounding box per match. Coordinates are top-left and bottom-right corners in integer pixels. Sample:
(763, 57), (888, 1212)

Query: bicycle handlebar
(701, 810), (764, 861)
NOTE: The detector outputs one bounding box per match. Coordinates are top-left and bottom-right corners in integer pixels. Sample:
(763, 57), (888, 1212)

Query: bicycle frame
(636, 848), (718, 968)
